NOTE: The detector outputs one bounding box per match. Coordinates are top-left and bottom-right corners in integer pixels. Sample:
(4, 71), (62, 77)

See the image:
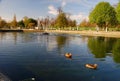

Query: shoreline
(46, 30), (120, 38)
(0, 29), (120, 38)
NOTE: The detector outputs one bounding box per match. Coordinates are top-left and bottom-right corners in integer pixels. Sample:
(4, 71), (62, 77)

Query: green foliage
(79, 27), (96, 31)
(27, 18), (37, 28)
(87, 36), (120, 63)
(0, 20), (7, 28)
(79, 19), (96, 27)
(89, 2), (117, 28)
(56, 12), (68, 28)
(23, 17), (37, 28)
(11, 14), (17, 27)
(88, 37), (106, 58)
(88, 37), (117, 58)
(56, 36), (67, 49)
(73, 20), (77, 27)
(23, 16), (29, 28)
(27, 18), (37, 26)
(18, 20), (25, 27)
(68, 20), (76, 27)
(71, 20), (76, 27)
(112, 39), (120, 63)
(116, 2), (120, 24)
(55, 9), (77, 28)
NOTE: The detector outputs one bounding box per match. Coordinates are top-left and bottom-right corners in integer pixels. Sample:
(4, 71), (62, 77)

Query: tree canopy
(0, 20), (7, 28)
(11, 14), (17, 28)
(22, 17), (37, 28)
(89, 2), (117, 28)
(116, 2), (120, 24)
(56, 12), (68, 28)
(55, 8), (77, 28)
(18, 20), (25, 27)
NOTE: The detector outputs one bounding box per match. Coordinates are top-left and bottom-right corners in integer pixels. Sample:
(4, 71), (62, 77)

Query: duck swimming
(65, 53), (72, 58)
(43, 32), (49, 35)
(85, 64), (97, 69)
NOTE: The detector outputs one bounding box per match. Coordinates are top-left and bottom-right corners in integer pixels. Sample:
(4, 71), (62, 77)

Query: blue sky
(0, 0), (119, 23)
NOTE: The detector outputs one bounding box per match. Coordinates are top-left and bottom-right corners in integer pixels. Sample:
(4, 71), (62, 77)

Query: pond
(0, 32), (120, 81)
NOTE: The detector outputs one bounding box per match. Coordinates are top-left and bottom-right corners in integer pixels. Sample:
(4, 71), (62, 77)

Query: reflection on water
(56, 36), (67, 49)
(0, 32), (120, 81)
(112, 39), (120, 63)
(88, 37), (120, 63)
(88, 37), (106, 58)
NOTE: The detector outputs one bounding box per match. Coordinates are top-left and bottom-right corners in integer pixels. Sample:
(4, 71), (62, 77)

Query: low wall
(0, 29), (23, 32)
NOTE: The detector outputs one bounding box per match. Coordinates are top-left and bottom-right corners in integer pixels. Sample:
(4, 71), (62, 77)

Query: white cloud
(70, 13), (89, 23)
(62, 1), (66, 7)
(48, 0), (89, 23)
(48, 5), (58, 15)
(48, 1), (66, 16)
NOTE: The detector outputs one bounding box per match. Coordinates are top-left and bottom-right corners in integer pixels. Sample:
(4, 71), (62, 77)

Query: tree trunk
(106, 27), (108, 32)
(105, 22), (108, 32)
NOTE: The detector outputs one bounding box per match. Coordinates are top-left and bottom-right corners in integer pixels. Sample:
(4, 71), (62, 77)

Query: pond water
(0, 32), (120, 81)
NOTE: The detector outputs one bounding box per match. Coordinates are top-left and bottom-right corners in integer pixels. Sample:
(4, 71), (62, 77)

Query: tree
(116, 2), (120, 24)
(68, 19), (76, 27)
(0, 20), (7, 28)
(79, 19), (88, 27)
(18, 20), (25, 28)
(50, 18), (56, 27)
(0, 17), (7, 28)
(56, 36), (67, 49)
(23, 17), (37, 29)
(11, 14), (17, 28)
(23, 16), (29, 28)
(72, 20), (77, 27)
(42, 16), (50, 29)
(27, 18), (37, 28)
(57, 7), (63, 14)
(56, 12), (68, 28)
(79, 19), (96, 27)
(112, 39), (120, 63)
(88, 37), (106, 58)
(89, 2), (117, 31)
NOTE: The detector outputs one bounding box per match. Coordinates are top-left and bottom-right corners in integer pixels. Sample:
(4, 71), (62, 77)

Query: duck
(85, 64), (97, 69)
(43, 32), (49, 35)
(31, 78), (35, 80)
(65, 53), (72, 58)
